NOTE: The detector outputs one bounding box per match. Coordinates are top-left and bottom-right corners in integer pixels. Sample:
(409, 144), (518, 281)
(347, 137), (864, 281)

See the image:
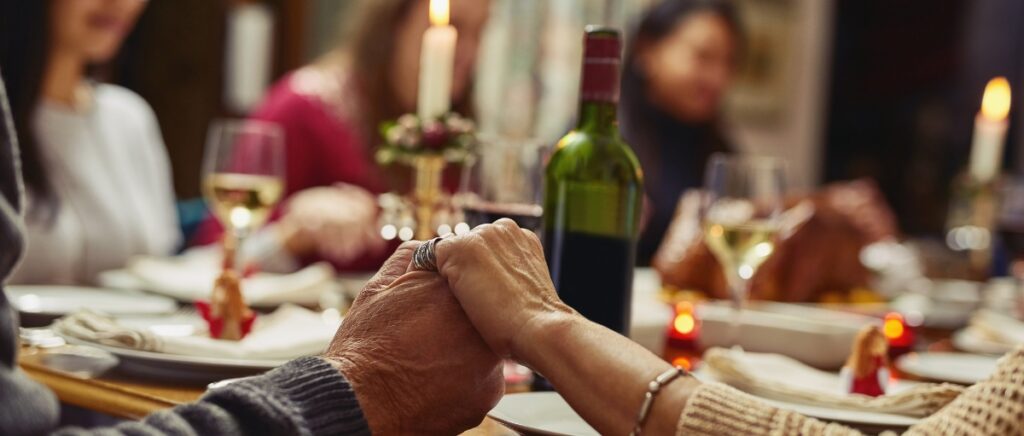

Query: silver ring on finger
(412, 237), (442, 272)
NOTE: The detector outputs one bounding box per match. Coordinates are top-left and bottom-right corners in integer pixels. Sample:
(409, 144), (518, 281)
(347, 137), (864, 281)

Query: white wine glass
(702, 154), (786, 345)
(201, 119), (285, 266)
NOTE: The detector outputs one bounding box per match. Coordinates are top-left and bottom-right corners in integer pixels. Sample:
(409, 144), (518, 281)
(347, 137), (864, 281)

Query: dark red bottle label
(580, 28), (621, 104)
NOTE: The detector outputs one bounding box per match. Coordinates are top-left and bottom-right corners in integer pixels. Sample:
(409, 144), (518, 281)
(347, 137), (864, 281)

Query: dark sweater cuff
(208, 356), (371, 435)
(265, 356), (370, 435)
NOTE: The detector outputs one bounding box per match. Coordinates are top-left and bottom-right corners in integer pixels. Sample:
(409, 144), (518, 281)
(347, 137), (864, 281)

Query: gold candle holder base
(412, 154), (447, 240)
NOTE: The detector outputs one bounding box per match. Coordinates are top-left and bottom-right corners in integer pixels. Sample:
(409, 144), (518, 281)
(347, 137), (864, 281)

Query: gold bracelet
(630, 366), (688, 436)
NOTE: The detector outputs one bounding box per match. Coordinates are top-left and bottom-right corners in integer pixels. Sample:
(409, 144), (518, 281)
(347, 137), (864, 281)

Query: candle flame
(429, 0), (450, 26)
(883, 312), (904, 340)
(674, 313), (696, 335)
(981, 77), (1011, 121)
(672, 302), (698, 336)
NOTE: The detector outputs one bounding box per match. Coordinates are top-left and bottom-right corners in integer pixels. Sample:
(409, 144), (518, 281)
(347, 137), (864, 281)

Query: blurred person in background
(620, 0), (740, 265)
(192, 0), (491, 273)
(0, 0), (180, 285)
(622, 0), (900, 301)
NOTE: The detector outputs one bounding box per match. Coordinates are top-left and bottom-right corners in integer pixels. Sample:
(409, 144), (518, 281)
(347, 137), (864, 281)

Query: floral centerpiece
(375, 112), (477, 240)
(376, 112), (477, 165)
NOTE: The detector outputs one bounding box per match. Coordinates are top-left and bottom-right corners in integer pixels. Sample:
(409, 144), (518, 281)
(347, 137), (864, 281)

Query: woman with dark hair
(0, 0), (180, 284)
(619, 0), (741, 265)
(192, 0), (491, 272)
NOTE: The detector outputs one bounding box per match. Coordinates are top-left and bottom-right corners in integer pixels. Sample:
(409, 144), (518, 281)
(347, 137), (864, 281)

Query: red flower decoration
(421, 122), (448, 150)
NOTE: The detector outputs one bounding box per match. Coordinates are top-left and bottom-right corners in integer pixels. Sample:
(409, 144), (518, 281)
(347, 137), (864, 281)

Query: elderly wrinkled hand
(435, 219), (575, 358)
(323, 241), (504, 434)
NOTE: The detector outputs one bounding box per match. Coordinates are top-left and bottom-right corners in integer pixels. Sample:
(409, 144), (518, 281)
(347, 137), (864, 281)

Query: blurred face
(49, 0), (146, 63)
(392, 0), (491, 112)
(638, 11), (737, 123)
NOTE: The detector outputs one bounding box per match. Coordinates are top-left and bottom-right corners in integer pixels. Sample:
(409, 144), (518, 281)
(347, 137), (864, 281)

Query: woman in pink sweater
(195, 0), (490, 272)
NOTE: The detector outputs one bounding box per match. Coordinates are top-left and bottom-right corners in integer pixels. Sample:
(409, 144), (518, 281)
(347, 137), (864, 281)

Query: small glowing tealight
(674, 312), (696, 335)
(883, 313), (905, 340)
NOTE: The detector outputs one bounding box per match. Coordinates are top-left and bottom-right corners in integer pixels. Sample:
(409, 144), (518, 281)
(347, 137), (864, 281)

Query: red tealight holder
(666, 302), (700, 350)
(883, 312), (914, 358)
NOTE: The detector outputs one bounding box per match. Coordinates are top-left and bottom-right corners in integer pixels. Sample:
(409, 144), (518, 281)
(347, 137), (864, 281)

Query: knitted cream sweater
(677, 347), (1024, 435)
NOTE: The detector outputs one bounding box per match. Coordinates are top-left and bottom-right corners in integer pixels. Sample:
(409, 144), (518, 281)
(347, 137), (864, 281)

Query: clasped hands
(323, 219), (573, 434)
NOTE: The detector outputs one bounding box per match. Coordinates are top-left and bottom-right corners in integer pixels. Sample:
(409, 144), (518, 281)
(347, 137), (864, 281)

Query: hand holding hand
(435, 219), (575, 358)
(323, 242), (504, 434)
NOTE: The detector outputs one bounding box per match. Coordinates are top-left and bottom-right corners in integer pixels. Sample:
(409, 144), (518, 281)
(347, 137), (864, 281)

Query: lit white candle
(417, 0), (457, 120)
(969, 77), (1012, 182)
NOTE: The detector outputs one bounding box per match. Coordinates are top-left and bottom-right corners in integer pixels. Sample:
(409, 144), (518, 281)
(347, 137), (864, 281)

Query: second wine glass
(201, 119), (285, 265)
(701, 154), (786, 343)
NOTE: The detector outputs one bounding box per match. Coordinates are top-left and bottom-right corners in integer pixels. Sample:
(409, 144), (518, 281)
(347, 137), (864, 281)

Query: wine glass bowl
(458, 136), (547, 233)
(701, 154), (786, 338)
(201, 119), (285, 240)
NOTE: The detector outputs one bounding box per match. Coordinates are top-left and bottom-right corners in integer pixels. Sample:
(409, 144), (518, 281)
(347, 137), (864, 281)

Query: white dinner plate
(61, 335), (284, 382)
(896, 352), (999, 385)
(696, 302), (877, 369)
(755, 397), (918, 430)
(488, 392), (598, 436)
(952, 328), (1016, 355)
(6, 285), (178, 324)
(488, 390), (917, 435)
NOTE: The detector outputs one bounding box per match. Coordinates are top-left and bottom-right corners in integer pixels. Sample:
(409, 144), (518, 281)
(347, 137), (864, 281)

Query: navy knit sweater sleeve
(53, 357), (371, 436)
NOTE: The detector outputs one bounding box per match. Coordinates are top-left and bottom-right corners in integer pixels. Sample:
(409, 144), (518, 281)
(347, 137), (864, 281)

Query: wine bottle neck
(576, 100), (619, 136)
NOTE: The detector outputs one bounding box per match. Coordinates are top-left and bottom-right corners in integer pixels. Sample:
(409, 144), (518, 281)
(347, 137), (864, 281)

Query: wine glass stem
(223, 231), (245, 272)
(728, 276), (750, 347)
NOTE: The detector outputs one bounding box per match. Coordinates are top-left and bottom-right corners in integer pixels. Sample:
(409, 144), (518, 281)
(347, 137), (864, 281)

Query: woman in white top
(1, 0), (179, 284)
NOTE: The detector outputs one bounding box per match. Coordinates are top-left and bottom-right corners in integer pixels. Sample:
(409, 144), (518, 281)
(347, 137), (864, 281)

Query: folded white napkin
(53, 305), (339, 360)
(119, 249), (341, 306)
(966, 310), (1024, 347)
(701, 347), (963, 417)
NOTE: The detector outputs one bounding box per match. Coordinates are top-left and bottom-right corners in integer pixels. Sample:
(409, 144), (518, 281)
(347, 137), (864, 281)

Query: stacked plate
(6, 285), (177, 327)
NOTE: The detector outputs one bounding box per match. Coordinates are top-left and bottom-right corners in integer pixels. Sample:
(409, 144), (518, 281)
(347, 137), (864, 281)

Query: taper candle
(969, 77), (1012, 182)
(417, 0), (457, 120)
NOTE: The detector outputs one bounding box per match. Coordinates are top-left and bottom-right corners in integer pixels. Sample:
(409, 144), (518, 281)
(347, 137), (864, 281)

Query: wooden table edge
(20, 359), (192, 420)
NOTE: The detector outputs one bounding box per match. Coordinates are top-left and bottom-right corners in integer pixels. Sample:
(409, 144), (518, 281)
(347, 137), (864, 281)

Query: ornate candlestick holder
(376, 113), (476, 240)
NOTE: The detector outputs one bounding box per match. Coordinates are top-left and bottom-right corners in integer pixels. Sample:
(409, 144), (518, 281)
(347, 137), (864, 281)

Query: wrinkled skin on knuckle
(325, 243), (506, 433)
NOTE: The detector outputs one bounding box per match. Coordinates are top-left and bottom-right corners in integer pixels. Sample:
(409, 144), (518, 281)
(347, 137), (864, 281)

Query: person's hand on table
(323, 241), (504, 434)
(278, 183), (386, 263)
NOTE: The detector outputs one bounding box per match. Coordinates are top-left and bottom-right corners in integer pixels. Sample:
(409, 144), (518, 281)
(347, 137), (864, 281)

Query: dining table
(18, 344), (517, 435)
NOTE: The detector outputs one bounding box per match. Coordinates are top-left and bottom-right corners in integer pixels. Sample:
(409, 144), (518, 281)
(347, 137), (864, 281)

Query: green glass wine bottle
(543, 26), (643, 334)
